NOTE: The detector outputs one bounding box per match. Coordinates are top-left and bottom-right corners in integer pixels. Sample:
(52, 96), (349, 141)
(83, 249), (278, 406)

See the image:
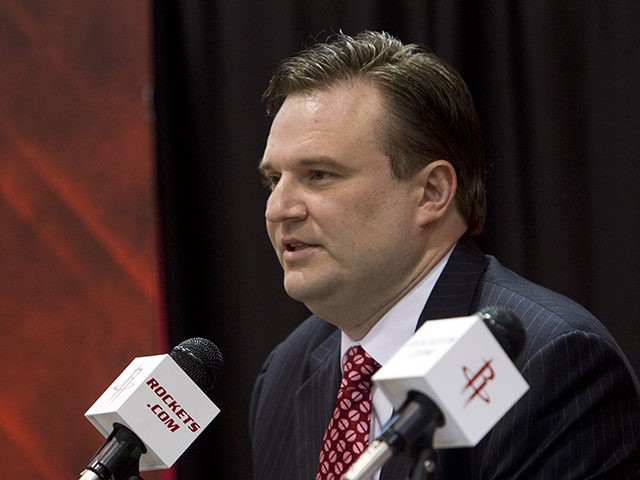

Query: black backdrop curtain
(151, 2), (640, 479)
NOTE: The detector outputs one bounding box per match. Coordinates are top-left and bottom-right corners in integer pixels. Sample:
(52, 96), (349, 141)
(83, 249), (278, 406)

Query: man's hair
(263, 30), (487, 235)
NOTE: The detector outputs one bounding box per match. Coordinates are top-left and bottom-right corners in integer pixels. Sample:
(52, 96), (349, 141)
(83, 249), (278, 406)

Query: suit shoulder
(477, 256), (621, 350)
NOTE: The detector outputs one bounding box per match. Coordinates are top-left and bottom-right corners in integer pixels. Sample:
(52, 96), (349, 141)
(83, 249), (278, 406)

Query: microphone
(81, 338), (223, 480)
(342, 307), (528, 480)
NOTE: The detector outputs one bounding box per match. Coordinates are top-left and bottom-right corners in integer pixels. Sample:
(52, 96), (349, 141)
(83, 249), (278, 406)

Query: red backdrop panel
(0, 2), (165, 478)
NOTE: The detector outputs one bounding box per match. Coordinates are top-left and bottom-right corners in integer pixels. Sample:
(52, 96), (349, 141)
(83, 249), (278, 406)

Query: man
(250, 31), (640, 479)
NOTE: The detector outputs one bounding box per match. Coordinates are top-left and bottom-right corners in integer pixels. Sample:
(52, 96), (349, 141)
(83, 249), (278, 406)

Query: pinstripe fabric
(250, 238), (640, 479)
(250, 319), (342, 479)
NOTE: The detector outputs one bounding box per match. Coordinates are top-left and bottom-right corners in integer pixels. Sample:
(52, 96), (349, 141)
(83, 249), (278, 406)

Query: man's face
(259, 83), (428, 330)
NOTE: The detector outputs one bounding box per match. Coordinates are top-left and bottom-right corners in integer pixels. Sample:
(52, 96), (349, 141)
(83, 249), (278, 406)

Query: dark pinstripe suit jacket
(250, 239), (640, 479)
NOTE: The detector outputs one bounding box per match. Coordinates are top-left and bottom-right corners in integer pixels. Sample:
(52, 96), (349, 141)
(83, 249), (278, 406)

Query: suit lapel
(294, 328), (341, 479)
(417, 237), (488, 326)
(380, 238), (488, 480)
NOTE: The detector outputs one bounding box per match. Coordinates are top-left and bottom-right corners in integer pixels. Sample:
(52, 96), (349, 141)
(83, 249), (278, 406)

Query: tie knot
(341, 346), (381, 391)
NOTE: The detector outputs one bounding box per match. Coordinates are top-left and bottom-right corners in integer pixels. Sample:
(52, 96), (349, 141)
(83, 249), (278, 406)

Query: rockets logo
(462, 358), (495, 406)
(109, 364), (145, 403)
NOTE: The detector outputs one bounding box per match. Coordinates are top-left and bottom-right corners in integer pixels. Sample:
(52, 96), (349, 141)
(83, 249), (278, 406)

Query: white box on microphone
(85, 354), (221, 470)
(373, 314), (528, 448)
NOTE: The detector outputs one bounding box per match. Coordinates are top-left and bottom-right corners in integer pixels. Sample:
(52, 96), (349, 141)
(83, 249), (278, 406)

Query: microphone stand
(80, 423), (146, 480)
(342, 391), (444, 480)
(408, 433), (437, 480)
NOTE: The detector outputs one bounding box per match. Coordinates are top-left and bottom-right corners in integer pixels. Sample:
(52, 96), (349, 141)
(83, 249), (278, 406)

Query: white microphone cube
(373, 314), (528, 448)
(85, 354), (220, 470)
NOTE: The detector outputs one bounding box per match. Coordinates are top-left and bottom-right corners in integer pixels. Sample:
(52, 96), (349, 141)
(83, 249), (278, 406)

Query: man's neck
(338, 239), (460, 340)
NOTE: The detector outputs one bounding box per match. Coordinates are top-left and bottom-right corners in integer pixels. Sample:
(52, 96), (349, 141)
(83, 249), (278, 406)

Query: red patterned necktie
(316, 346), (381, 480)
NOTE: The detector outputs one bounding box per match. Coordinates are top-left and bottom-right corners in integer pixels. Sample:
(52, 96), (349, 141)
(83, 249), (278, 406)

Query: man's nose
(265, 176), (308, 223)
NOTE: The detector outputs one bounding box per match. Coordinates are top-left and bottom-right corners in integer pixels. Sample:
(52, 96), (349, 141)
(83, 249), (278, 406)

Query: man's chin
(283, 284), (315, 303)
(283, 278), (337, 308)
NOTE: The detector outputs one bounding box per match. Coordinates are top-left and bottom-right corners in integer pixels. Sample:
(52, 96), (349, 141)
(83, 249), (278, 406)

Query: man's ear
(415, 160), (458, 224)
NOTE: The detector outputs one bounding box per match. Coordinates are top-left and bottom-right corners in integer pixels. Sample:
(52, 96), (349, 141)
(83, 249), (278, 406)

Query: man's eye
(260, 174), (280, 190)
(309, 170), (332, 181)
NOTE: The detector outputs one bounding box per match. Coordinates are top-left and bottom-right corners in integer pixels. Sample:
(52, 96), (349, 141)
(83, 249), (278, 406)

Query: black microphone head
(169, 337), (223, 399)
(479, 306), (526, 360)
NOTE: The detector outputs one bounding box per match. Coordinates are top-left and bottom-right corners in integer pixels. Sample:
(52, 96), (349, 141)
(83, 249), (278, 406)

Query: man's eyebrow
(259, 156), (341, 174)
(298, 157), (341, 169)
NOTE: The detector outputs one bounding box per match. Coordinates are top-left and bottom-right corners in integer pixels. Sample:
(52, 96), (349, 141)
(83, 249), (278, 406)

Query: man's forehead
(283, 81), (382, 114)
(259, 82), (388, 171)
